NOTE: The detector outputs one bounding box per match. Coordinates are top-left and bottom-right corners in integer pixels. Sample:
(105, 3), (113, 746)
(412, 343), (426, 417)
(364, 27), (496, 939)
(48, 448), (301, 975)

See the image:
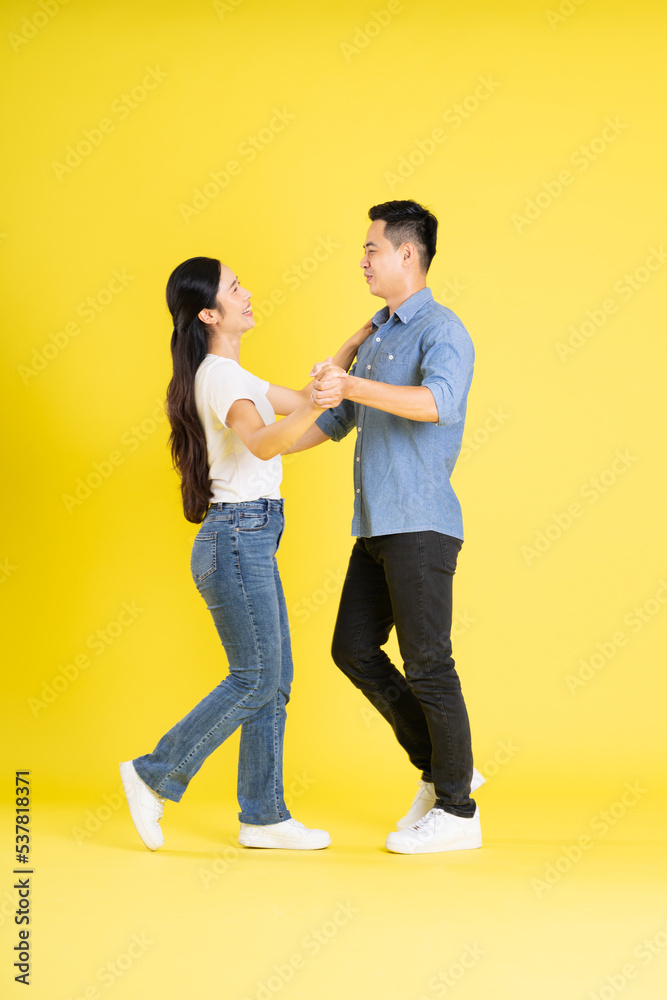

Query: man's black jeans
(331, 530), (475, 819)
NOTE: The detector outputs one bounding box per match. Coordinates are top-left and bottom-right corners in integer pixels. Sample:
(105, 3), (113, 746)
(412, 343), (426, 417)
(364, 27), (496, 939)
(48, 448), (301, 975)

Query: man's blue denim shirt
(315, 287), (474, 540)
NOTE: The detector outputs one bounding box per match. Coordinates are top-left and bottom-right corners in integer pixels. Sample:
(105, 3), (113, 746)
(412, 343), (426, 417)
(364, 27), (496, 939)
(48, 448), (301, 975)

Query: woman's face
(215, 264), (254, 334)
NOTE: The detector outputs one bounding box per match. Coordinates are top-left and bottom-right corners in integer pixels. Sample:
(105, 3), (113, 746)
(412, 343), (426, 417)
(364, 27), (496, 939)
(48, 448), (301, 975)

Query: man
(288, 200), (483, 854)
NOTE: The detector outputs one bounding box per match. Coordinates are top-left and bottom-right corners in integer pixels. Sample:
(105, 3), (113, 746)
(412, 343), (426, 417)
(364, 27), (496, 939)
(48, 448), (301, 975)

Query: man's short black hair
(368, 200), (438, 272)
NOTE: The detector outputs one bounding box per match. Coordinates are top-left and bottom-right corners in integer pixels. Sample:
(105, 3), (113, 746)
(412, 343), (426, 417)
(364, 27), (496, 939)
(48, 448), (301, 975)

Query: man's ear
(402, 242), (417, 264)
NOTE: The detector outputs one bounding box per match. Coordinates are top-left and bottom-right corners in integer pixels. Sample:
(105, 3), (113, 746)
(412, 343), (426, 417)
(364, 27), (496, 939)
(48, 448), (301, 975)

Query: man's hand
(311, 363), (348, 408)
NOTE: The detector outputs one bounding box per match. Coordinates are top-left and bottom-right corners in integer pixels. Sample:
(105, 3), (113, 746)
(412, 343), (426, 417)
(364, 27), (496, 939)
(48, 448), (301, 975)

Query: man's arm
(333, 379), (438, 422)
(312, 322), (474, 426)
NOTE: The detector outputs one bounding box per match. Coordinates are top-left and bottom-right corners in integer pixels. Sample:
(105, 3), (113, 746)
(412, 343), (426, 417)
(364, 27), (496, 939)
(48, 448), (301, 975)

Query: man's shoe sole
(385, 833), (482, 855)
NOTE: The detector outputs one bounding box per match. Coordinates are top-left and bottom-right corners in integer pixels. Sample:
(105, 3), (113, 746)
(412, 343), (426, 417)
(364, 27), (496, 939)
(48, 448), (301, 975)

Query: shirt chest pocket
(373, 352), (413, 384)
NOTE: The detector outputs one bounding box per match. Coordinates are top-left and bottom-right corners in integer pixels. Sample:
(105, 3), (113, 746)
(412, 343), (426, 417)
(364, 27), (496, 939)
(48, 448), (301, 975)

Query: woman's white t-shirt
(194, 354), (282, 503)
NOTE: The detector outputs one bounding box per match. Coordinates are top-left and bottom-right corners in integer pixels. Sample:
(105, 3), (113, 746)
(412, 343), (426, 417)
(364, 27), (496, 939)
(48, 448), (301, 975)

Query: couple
(120, 199), (483, 856)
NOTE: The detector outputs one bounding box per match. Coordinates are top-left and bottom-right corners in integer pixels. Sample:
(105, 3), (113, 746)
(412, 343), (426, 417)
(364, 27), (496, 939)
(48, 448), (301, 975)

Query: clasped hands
(307, 318), (373, 408)
(308, 357), (349, 408)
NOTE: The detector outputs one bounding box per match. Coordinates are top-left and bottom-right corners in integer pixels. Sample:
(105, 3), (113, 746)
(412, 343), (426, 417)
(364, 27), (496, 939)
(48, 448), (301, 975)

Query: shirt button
(375, 336), (381, 342)
(366, 365), (371, 370)
(357, 426), (361, 431)
(356, 488), (360, 493)
(356, 457), (360, 462)
(388, 354), (394, 360)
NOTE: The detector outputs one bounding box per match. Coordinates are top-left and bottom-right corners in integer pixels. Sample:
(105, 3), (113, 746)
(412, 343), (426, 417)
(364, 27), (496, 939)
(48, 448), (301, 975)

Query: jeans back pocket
(191, 532), (217, 583)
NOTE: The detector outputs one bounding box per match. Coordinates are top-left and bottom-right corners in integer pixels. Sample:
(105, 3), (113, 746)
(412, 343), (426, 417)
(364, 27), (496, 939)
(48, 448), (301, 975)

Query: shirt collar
(372, 286), (433, 328)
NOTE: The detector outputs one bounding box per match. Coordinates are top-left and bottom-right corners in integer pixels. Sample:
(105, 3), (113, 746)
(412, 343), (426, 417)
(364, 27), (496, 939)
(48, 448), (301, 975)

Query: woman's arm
(226, 393), (338, 461)
(266, 319), (373, 415)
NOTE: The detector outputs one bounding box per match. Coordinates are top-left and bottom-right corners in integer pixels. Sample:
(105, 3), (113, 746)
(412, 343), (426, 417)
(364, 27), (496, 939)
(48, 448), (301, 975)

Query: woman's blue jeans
(132, 499), (293, 826)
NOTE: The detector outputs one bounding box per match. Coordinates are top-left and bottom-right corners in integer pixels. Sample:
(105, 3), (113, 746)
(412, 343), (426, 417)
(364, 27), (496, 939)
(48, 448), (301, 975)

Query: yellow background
(1, 0), (666, 997)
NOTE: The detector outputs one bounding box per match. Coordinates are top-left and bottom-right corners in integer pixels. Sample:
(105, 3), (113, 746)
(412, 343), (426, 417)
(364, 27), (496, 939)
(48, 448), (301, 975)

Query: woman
(120, 255), (369, 851)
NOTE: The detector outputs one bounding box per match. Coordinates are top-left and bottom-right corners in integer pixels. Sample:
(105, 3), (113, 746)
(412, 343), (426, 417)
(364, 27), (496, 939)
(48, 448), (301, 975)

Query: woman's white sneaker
(396, 768), (486, 829)
(386, 806), (482, 854)
(239, 818), (331, 850)
(119, 760), (165, 851)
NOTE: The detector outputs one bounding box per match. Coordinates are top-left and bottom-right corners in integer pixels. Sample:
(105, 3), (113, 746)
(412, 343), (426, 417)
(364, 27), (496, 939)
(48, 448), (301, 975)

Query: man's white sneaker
(119, 760), (165, 851)
(239, 818), (331, 850)
(386, 806), (482, 855)
(396, 768), (486, 829)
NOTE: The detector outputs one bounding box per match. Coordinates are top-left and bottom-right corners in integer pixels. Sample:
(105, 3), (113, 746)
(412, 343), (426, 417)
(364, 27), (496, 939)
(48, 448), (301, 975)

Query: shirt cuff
(315, 410), (346, 442)
(422, 379), (463, 427)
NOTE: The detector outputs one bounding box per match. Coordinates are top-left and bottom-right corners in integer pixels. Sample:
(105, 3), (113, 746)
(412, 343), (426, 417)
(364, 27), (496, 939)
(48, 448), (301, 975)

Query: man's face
(359, 219), (405, 300)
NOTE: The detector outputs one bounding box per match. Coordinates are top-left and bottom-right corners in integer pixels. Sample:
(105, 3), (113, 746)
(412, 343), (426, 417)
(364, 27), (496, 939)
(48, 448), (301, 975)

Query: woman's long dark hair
(165, 256), (221, 523)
